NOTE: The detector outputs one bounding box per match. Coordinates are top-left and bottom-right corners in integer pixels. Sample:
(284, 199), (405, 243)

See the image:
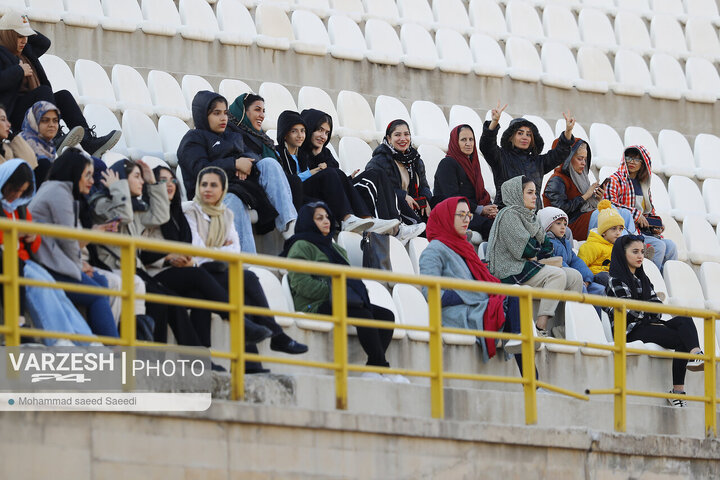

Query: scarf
(0, 159), (34, 212)
(19, 101), (58, 160)
(564, 140), (598, 213)
(184, 167), (232, 249)
(152, 166), (192, 244)
(446, 125), (490, 206)
(228, 93), (277, 160)
(608, 234), (654, 302)
(299, 108), (339, 169)
(382, 138), (420, 195)
(427, 196), (505, 356)
(486, 176), (546, 279)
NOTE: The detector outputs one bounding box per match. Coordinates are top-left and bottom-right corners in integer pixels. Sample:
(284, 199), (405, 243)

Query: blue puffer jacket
(545, 230), (594, 283)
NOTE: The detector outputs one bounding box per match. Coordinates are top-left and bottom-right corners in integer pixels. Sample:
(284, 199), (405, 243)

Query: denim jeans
(256, 157), (297, 231)
(223, 192), (256, 254)
(50, 271), (119, 338)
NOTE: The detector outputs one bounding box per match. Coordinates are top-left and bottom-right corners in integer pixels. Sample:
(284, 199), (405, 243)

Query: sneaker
(360, 371), (389, 381)
(535, 328), (550, 338)
(644, 244), (655, 261)
(281, 219), (296, 240)
(54, 125), (84, 152)
(551, 325), (565, 339)
(395, 222), (426, 245)
(687, 351), (705, 372)
(467, 230), (483, 245)
(384, 373), (411, 383)
(667, 390), (688, 408)
(341, 215), (374, 233)
(80, 125), (122, 157)
(366, 217), (401, 234)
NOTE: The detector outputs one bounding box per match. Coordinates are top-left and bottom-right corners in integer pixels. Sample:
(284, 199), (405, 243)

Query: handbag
(361, 231), (391, 271)
(640, 214), (664, 237)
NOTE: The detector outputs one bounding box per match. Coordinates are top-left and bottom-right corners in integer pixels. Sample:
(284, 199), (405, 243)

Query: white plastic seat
(614, 11), (654, 56)
(702, 179), (720, 226)
(140, 0), (181, 37)
(25, 0), (61, 24)
(650, 14), (689, 59)
(698, 262), (720, 311)
(435, 28), (475, 75)
(335, 231), (363, 267)
(147, 70), (191, 121)
(399, 23), (439, 70)
(616, 0), (652, 17)
(449, 105), (484, 134)
(650, 174), (672, 214)
(554, 119), (588, 144)
(410, 100), (449, 151)
(38, 54), (79, 99)
(623, 126), (661, 173)
(364, 18), (403, 65)
(540, 41), (583, 90)
(111, 64), (154, 117)
(362, 0), (400, 25)
(407, 237), (429, 275)
(157, 115), (189, 167)
(657, 212), (688, 261)
(281, 274), (333, 331)
(293, 0), (331, 18)
(505, 36), (542, 82)
(178, 0), (219, 42)
(578, 8), (616, 52)
(682, 215), (720, 264)
(693, 134), (720, 180)
(469, 33), (508, 78)
(575, 47), (613, 94)
(297, 86), (339, 134)
(392, 284), (429, 342)
(684, 0), (720, 23)
(684, 57), (720, 103)
(338, 136), (372, 174)
(258, 82), (297, 131)
(363, 280), (405, 339)
(388, 235), (415, 277)
(417, 144), (444, 190)
(121, 109), (164, 160)
(216, 0), (257, 45)
(684, 18), (720, 61)
(330, 0), (364, 22)
(651, 0), (686, 20)
(101, 0), (143, 32)
(255, 4), (294, 50)
(290, 10), (330, 55)
(651, 54), (714, 103)
(83, 103), (128, 156)
(62, 0), (103, 28)
(248, 267), (294, 328)
(327, 14), (367, 61)
(74, 59), (118, 111)
(542, 4), (581, 47)
(642, 258), (668, 302)
(219, 79), (252, 105)
(521, 115), (554, 154)
(658, 129), (696, 178)
(468, 0), (509, 40)
(506, 0), (545, 44)
(565, 302), (611, 356)
(432, 0), (472, 34)
(589, 123), (623, 169)
(597, 166), (614, 183)
(336, 90), (379, 143)
(396, 0), (437, 31)
(373, 95), (411, 135)
(613, 49), (651, 97)
(181, 75), (213, 111)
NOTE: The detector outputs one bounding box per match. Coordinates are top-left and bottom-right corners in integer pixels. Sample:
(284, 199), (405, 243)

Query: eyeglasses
(455, 212), (473, 221)
(625, 156), (642, 164)
(157, 178), (178, 185)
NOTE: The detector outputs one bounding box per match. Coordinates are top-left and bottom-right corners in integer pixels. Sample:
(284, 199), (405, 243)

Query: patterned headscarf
(19, 101), (59, 160)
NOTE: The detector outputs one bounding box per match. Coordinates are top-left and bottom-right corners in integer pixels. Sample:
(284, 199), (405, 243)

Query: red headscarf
(426, 196), (505, 357)
(446, 124), (491, 206)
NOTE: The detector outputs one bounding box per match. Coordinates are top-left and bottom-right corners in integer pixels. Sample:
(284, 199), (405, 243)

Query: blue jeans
(50, 271), (119, 338)
(23, 260), (93, 345)
(224, 192), (256, 253)
(256, 157), (297, 231)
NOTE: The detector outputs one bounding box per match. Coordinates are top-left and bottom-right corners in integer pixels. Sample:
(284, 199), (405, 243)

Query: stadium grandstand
(0, 0), (720, 477)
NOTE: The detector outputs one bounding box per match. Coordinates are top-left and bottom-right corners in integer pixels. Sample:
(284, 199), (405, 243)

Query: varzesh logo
(9, 351), (115, 384)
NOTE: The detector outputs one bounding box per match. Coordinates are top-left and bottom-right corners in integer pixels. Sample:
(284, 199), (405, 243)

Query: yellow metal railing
(0, 218), (717, 436)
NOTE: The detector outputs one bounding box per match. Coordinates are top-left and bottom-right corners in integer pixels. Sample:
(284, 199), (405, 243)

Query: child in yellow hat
(578, 200), (625, 286)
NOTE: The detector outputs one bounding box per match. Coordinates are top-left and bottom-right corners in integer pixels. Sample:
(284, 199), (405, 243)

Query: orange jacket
(1, 207), (42, 261)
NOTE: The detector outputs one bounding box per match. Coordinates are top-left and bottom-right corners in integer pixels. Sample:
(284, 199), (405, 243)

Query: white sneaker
(667, 390), (688, 407)
(686, 351), (704, 372)
(366, 218), (401, 234)
(384, 373), (411, 383)
(360, 371), (389, 381)
(281, 219), (296, 240)
(395, 222), (426, 245)
(54, 339), (75, 347)
(341, 215), (374, 233)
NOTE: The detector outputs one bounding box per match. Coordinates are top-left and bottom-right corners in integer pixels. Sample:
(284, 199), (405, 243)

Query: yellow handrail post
(519, 293), (537, 425)
(2, 226), (19, 346)
(119, 243), (137, 346)
(704, 315), (717, 437)
(229, 259), (245, 401)
(332, 273), (348, 410)
(427, 283), (444, 419)
(613, 305), (627, 432)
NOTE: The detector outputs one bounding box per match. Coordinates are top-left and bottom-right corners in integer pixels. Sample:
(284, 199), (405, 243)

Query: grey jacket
(28, 181), (83, 280)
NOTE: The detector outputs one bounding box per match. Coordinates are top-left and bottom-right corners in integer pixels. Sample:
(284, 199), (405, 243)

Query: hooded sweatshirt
(604, 145), (654, 223)
(479, 117), (574, 211)
(0, 159), (40, 260)
(275, 110), (311, 180)
(299, 108), (339, 170)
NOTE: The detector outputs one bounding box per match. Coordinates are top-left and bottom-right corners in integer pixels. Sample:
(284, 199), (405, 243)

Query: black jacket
(479, 119), (573, 210)
(0, 31), (51, 116)
(432, 156), (489, 212)
(275, 110), (307, 176)
(299, 108), (339, 170)
(365, 143), (432, 203)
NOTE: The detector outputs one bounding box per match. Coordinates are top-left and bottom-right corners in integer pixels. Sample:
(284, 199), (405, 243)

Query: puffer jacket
(577, 229), (613, 274)
(545, 230), (594, 283)
(365, 143), (432, 203)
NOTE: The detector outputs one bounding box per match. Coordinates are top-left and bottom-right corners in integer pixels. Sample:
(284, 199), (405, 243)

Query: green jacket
(286, 239), (349, 313)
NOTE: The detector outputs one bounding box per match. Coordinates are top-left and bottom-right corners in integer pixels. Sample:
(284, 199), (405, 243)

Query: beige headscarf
(184, 166), (233, 248)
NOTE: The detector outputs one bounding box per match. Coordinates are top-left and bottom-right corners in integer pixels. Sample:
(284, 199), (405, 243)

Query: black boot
(80, 125), (122, 157)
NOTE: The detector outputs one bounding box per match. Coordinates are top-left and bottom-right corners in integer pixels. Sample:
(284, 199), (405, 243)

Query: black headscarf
(382, 119), (421, 194)
(299, 108), (338, 169)
(608, 234), (654, 301)
(500, 117), (544, 156)
(152, 165), (191, 243)
(276, 110), (308, 175)
(47, 147), (92, 200)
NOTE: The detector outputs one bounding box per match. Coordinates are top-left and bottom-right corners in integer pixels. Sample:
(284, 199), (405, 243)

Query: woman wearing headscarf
(479, 103), (575, 210)
(187, 166), (308, 363)
(0, 158), (94, 344)
(178, 91), (297, 254)
(432, 124), (497, 242)
(281, 201), (405, 382)
(0, 12), (119, 155)
(28, 148), (118, 338)
(605, 234), (703, 407)
(542, 139), (603, 241)
(486, 176), (583, 336)
(0, 103), (35, 168)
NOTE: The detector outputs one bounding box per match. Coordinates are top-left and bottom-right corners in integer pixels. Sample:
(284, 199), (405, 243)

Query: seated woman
(603, 145), (677, 271)
(0, 13), (119, 155)
(0, 103), (36, 168)
(282, 201), (405, 382)
(542, 139), (603, 241)
(186, 166), (308, 363)
(432, 124), (497, 242)
(178, 91), (297, 254)
(486, 176), (583, 336)
(606, 235), (704, 407)
(0, 159), (93, 344)
(276, 109), (397, 233)
(28, 148), (118, 338)
(479, 103), (575, 210)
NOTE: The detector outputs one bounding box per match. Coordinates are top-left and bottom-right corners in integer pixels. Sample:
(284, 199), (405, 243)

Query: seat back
(179, 0), (219, 32)
(338, 136), (372, 174)
(181, 75), (213, 111)
(614, 11), (652, 52)
(468, 0), (508, 38)
(543, 4), (580, 45)
(505, 0), (544, 39)
(578, 8), (616, 49)
(258, 82), (297, 131)
(121, 109), (163, 159)
(576, 46), (614, 84)
(650, 14), (688, 56)
(39, 54), (79, 98)
(157, 115), (190, 167)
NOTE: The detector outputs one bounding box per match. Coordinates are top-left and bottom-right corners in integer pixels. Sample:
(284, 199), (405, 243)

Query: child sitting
(537, 207), (605, 296)
(578, 200), (624, 286)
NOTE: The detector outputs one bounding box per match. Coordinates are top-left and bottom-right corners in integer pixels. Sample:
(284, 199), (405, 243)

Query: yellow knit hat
(597, 199), (624, 235)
